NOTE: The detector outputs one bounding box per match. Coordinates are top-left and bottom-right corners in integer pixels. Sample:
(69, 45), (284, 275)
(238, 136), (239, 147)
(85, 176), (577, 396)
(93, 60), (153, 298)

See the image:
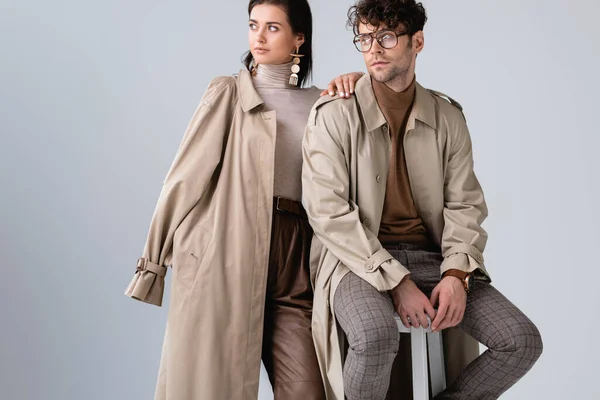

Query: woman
(124, 1), (361, 399)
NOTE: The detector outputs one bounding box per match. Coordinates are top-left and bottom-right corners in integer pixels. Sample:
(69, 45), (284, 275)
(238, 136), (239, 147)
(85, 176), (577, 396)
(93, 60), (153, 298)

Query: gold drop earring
(289, 46), (304, 86)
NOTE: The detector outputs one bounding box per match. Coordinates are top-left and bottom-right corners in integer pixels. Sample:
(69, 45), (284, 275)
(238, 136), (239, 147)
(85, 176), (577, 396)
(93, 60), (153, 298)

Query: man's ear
(413, 30), (424, 54)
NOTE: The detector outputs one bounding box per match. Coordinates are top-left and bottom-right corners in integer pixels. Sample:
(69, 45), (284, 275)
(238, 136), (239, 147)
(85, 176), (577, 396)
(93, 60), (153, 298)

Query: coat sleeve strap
(124, 258), (168, 307)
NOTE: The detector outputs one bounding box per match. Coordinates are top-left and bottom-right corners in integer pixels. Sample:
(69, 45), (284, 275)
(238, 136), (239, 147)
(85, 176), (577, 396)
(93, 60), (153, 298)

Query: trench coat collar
(354, 74), (437, 132)
(237, 68), (265, 112)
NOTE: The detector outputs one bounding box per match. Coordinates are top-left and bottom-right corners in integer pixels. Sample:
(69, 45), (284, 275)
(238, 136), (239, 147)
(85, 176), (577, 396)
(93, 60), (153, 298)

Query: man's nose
(369, 39), (384, 54)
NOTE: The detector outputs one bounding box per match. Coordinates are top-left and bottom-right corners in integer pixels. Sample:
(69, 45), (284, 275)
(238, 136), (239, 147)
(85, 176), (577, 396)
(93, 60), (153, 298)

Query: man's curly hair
(347, 0), (427, 36)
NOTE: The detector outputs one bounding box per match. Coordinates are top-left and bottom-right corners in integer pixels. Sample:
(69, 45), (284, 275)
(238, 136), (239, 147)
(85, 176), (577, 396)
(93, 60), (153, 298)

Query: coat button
(363, 218), (371, 227)
(366, 264), (374, 271)
(382, 126), (388, 133)
(376, 175), (381, 183)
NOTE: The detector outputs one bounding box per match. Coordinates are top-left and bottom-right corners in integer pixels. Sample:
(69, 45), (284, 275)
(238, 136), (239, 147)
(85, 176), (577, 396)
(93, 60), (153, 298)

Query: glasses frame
(353, 30), (409, 53)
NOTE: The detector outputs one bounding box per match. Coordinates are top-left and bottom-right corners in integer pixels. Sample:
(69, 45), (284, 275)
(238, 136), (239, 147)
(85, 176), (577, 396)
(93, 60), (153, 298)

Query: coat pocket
(176, 225), (212, 289)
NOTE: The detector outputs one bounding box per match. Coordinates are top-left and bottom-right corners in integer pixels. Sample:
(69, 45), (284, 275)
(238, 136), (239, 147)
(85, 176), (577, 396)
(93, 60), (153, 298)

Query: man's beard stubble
(370, 40), (414, 85)
(371, 62), (411, 84)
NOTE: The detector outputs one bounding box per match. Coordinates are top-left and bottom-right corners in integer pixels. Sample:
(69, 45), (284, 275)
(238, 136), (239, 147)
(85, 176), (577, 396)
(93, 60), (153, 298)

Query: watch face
(466, 274), (474, 291)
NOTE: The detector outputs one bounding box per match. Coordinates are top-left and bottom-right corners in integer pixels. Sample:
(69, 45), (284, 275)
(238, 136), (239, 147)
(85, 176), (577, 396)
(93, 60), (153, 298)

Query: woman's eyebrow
(248, 19), (283, 26)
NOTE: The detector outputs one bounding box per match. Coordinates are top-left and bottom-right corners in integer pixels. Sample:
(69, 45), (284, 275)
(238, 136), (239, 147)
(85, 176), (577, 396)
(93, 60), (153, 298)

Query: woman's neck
(252, 62), (298, 89)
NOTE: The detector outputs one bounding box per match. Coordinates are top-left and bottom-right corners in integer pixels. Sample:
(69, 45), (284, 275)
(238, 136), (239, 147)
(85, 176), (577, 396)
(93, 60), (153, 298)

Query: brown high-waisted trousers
(261, 197), (326, 400)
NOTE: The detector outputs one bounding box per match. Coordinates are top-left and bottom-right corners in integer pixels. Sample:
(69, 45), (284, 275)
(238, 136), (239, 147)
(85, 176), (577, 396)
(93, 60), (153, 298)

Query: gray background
(1, 0), (598, 399)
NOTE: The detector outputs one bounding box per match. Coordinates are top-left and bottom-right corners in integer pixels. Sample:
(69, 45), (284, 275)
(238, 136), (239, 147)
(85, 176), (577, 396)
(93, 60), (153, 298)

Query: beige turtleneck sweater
(252, 62), (321, 201)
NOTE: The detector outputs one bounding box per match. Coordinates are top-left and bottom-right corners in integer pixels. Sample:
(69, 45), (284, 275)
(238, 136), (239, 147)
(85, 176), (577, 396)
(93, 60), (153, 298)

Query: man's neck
(383, 70), (416, 93)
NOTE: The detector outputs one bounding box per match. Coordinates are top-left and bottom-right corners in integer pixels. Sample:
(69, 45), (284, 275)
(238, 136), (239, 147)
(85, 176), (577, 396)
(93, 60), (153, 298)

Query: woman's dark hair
(243, 0), (313, 87)
(347, 0), (427, 37)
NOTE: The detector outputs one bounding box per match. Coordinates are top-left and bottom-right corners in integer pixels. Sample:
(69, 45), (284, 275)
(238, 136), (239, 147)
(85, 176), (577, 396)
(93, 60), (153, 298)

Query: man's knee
(514, 319), (543, 363)
(350, 317), (399, 357)
(494, 316), (543, 366)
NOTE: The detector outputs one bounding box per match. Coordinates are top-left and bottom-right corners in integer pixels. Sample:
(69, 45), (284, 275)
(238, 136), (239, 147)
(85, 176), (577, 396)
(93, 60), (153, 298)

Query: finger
(436, 306), (454, 332)
(342, 77), (351, 98)
(431, 302), (448, 331)
(416, 310), (429, 328)
(320, 88), (329, 97)
(349, 75), (357, 94)
(449, 308), (461, 328)
(398, 312), (411, 329)
(327, 81), (337, 96)
(454, 306), (465, 327)
(409, 314), (419, 328)
(335, 78), (344, 98)
(424, 301), (436, 323)
(454, 301), (466, 325)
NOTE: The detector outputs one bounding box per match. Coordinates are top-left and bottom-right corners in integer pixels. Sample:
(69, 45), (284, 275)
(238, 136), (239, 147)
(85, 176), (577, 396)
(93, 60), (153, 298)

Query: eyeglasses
(353, 30), (409, 53)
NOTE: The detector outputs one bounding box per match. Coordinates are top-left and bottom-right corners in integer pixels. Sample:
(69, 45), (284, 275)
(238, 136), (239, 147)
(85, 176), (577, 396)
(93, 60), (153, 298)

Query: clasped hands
(391, 276), (466, 333)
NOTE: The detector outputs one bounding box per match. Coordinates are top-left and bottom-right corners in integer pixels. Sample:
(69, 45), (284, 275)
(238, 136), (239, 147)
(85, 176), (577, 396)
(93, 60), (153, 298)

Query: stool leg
(427, 331), (447, 396)
(411, 328), (429, 400)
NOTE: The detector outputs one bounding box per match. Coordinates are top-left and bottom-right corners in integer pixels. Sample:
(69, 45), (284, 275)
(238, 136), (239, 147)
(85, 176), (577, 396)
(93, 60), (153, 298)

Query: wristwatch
(443, 269), (474, 293)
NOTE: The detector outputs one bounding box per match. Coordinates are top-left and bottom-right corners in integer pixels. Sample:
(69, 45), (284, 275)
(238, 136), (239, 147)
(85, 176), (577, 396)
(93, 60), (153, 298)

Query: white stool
(395, 315), (446, 400)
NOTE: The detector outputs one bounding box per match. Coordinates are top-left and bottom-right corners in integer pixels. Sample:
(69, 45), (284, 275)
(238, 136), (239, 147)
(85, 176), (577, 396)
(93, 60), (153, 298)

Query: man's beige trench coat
(301, 74), (492, 399)
(124, 69), (286, 400)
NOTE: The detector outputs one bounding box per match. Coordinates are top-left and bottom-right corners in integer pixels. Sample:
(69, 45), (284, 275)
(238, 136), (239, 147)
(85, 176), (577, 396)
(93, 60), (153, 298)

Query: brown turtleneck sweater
(372, 78), (431, 249)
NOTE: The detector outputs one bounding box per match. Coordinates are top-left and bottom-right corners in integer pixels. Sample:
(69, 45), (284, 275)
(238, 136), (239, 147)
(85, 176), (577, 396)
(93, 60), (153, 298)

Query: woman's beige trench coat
(124, 69), (483, 400)
(125, 69), (283, 400)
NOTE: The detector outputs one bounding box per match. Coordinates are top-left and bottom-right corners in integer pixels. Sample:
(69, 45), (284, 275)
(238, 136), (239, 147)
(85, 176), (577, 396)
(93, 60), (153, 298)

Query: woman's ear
(295, 33), (305, 49)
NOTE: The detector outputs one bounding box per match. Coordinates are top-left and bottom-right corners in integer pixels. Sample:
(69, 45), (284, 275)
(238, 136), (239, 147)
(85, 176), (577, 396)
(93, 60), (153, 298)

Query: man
(301, 1), (543, 399)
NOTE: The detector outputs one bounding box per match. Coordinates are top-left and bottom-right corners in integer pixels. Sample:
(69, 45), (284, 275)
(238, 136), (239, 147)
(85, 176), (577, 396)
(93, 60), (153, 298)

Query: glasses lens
(355, 35), (372, 52)
(378, 31), (398, 49)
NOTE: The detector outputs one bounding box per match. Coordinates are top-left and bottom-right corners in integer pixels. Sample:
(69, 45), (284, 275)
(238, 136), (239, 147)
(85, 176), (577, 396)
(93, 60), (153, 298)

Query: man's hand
(320, 72), (365, 98)
(430, 276), (467, 333)
(391, 277), (436, 329)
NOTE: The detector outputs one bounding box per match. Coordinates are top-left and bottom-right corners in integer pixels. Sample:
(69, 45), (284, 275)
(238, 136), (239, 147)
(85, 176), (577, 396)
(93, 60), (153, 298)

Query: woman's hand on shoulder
(320, 72), (365, 99)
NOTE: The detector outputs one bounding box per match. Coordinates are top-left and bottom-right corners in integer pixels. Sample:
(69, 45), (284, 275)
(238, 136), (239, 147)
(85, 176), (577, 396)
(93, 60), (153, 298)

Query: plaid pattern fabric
(334, 270), (400, 400)
(333, 244), (543, 400)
